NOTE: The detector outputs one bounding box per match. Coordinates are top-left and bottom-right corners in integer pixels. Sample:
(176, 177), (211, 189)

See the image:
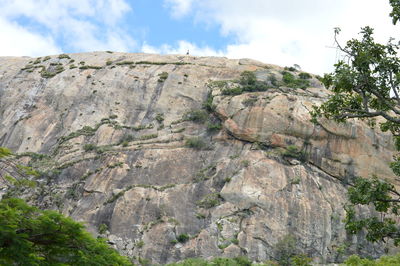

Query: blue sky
(0, 0), (397, 74)
(126, 0), (233, 50)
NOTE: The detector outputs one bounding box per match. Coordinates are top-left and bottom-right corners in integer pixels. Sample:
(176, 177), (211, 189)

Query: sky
(0, 0), (398, 74)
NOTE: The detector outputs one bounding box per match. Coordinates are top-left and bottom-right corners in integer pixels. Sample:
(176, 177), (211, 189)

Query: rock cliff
(0, 52), (396, 264)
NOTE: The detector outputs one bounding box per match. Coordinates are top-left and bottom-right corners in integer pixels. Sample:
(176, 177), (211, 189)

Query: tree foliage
(0, 197), (132, 265)
(311, 0), (400, 247)
(390, 0), (400, 25)
(344, 253), (400, 265)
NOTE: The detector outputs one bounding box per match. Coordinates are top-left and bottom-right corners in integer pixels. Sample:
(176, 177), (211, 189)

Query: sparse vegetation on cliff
(281, 71), (310, 89)
(58, 54), (71, 59)
(282, 145), (308, 162)
(158, 71), (169, 82)
(2, 49), (397, 265)
(221, 71), (270, 95)
(196, 192), (222, 208)
(185, 137), (209, 150)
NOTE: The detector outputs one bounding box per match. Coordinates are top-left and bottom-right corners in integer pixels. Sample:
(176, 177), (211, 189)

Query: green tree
(344, 253), (400, 265)
(311, 1), (400, 246)
(273, 235), (312, 266)
(0, 197), (132, 265)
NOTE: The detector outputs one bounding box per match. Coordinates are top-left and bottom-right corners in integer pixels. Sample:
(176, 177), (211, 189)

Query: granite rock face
(0, 52), (396, 264)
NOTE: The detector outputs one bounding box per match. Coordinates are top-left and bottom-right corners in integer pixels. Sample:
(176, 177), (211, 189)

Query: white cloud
(163, 0), (397, 74)
(164, 0), (194, 18)
(0, 17), (61, 57)
(0, 0), (134, 56)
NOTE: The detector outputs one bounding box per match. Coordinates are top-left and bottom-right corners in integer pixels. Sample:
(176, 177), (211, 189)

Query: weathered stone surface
(0, 52), (396, 264)
(215, 87), (395, 181)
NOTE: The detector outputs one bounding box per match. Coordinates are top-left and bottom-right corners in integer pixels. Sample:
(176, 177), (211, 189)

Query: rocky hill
(0, 52), (396, 264)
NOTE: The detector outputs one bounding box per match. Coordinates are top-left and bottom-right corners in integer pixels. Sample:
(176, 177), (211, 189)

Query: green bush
(197, 193), (222, 208)
(185, 137), (208, 150)
(196, 213), (206, 219)
(221, 87), (243, 95)
(218, 243), (230, 250)
(167, 257), (253, 266)
(176, 234), (190, 243)
(158, 72), (169, 82)
(183, 110), (208, 123)
(272, 235), (313, 266)
(239, 71), (257, 85)
(79, 65), (102, 70)
(290, 177), (301, 185)
(119, 134), (134, 146)
(284, 66), (297, 72)
(83, 144), (97, 152)
(242, 83), (269, 92)
(155, 113), (164, 123)
(222, 71), (269, 95)
(282, 145), (308, 162)
(241, 160), (250, 167)
(98, 223), (108, 234)
(299, 72), (312, 79)
(281, 71), (310, 89)
(207, 122), (222, 131)
(40, 64), (64, 78)
(344, 254), (400, 265)
(136, 240), (145, 248)
(282, 71), (296, 84)
(290, 254), (312, 266)
(139, 134), (158, 140)
(115, 61), (134, 65)
(105, 191), (125, 204)
(242, 97), (258, 106)
(275, 235), (297, 266)
(58, 54), (71, 59)
(138, 257), (151, 266)
(269, 74), (279, 87)
(203, 92), (216, 112)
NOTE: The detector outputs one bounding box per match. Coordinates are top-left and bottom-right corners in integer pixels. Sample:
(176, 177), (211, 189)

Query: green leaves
(281, 71), (310, 89)
(0, 198), (132, 265)
(348, 177), (395, 212)
(344, 177), (400, 245)
(345, 253), (400, 265)
(239, 71), (257, 86)
(390, 0), (400, 25)
(312, 26), (400, 129)
(316, 16), (400, 250)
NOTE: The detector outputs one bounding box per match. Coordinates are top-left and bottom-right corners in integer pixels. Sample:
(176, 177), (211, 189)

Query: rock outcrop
(0, 52), (396, 264)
